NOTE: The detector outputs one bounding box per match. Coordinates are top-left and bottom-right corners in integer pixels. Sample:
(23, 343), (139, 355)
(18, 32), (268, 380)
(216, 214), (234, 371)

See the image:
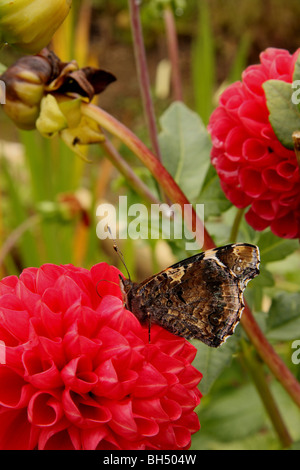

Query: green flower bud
(0, 0), (72, 54)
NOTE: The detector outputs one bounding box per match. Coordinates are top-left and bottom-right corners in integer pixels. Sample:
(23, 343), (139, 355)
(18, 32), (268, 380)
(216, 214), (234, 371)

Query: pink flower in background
(0, 262), (201, 450)
(208, 47), (300, 239)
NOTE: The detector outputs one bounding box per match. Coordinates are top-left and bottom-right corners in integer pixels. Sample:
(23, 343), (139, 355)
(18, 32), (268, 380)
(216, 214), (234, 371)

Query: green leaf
(257, 230), (299, 263)
(198, 384), (266, 442)
(158, 102), (211, 201)
(263, 79), (300, 149)
(266, 291), (300, 341)
(197, 165), (232, 218)
(192, 332), (240, 395)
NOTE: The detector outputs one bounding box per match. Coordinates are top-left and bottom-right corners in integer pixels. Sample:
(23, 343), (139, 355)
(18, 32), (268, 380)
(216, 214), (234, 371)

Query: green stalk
(229, 208), (245, 243)
(128, 0), (162, 161)
(241, 342), (293, 449)
(163, 4), (183, 102)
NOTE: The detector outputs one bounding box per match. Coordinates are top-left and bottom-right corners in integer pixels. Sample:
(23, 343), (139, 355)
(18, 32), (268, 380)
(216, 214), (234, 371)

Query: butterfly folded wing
(120, 244), (260, 348)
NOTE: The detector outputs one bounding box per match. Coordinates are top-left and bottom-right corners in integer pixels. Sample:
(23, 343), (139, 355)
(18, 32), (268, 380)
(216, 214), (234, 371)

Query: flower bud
(0, 0), (72, 54)
(0, 53), (53, 129)
(0, 49), (116, 130)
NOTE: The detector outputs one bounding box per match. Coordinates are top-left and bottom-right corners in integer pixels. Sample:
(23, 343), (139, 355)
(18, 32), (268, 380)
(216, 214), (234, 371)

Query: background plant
(1, 0), (300, 450)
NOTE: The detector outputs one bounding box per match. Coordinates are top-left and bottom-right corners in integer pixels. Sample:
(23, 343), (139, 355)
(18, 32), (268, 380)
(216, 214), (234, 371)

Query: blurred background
(1, 0), (300, 450)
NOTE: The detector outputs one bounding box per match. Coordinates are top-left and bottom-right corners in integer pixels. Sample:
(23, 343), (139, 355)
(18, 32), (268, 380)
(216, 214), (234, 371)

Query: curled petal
(61, 356), (98, 393)
(28, 391), (63, 427)
(62, 390), (112, 428)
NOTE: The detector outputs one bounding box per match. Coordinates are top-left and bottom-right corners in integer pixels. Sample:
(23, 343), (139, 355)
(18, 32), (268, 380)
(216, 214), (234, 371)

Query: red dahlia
(208, 47), (300, 239)
(0, 263), (201, 450)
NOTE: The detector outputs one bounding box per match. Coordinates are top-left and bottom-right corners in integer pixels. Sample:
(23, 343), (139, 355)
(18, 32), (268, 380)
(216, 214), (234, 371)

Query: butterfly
(119, 243), (260, 347)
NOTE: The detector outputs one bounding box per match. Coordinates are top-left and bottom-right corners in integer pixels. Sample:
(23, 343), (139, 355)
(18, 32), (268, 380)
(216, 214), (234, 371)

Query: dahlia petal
(99, 295), (141, 334)
(221, 184), (252, 208)
(177, 365), (203, 389)
(263, 168), (294, 191)
(225, 127), (249, 161)
(132, 363), (168, 398)
(271, 212), (299, 239)
(82, 426), (120, 450)
(145, 345), (185, 375)
(28, 390), (63, 426)
(0, 408), (38, 450)
(38, 419), (76, 450)
(0, 367), (33, 408)
(243, 138), (273, 167)
(106, 399), (138, 439)
(133, 398), (171, 423)
(35, 301), (63, 338)
(93, 358), (137, 399)
(19, 267), (38, 292)
(134, 415), (159, 437)
(35, 264), (65, 294)
(0, 297), (30, 342)
(96, 326), (131, 363)
(252, 199), (275, 221)
(160, 397), (182, 421)
(245, 208), (270, 231)
(15, 281), (40, 312)
(277, 161), (299, 181)
(91, 262), (123, 301)
(0, 275), (18, 295)
(242, 65), (267, 99)
(239, 167), (267, 197)
(23, 350), (63, 388)
(62, 390), (112, 428)
(167, 384), (199, 411)
(61, 356), (98, 393)
(176, 341), (198, 363)
(239, 100), (268, 136)
(38, 336), (66, 369)
(64, 330), (102, 362)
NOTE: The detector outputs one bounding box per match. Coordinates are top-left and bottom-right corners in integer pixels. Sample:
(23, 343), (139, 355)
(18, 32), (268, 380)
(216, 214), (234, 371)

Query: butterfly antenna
(96, 279), (120, 298)
(107, 225), (131, 281)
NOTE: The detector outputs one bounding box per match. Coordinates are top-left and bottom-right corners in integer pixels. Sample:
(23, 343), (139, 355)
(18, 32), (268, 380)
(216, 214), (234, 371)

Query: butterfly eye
(209, 314), (221, 326)
(166, 299), (172, 307)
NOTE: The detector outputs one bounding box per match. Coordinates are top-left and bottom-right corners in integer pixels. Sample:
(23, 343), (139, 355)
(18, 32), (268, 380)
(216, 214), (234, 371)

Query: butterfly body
(120, 243), (260, 347)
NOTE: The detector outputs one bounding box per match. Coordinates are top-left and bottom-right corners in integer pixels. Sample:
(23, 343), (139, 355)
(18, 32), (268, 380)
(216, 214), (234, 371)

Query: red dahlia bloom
(0, 263), (201, 450)
(208, 47), (300, 239)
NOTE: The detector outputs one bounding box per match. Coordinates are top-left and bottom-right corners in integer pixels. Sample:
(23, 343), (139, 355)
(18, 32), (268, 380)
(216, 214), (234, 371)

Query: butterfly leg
(147, 312), (151, 344)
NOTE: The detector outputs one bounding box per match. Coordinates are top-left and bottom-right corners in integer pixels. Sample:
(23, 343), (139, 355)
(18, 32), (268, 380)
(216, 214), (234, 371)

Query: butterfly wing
(126, 244), (260, 347)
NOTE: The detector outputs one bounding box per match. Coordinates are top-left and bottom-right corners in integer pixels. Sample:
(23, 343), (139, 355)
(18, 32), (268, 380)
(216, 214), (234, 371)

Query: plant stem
(163, 4), (183, 102)
(292, 130), (300, 171)
(241, 303), (300, 408)
(0, 215), (40, 269)
(241, 342), (293, 448)
(229, 208), (245, 243)
(128, 0), (162, 162)
(100, 136), (161, 205)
